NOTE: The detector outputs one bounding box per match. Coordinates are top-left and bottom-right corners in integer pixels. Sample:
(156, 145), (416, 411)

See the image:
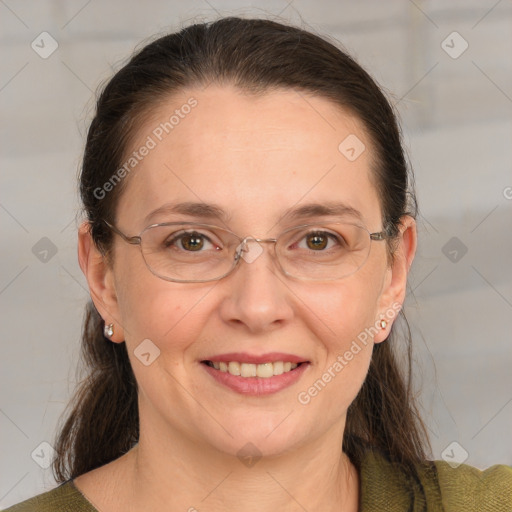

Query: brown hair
(53, 16), (430, 482)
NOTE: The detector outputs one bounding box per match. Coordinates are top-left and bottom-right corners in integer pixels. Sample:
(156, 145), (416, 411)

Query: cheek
(112, 249), (201, 353)
(302, 274), (381, 349)
(295, 282), (379, 415)
(116, 281), (211, 404)
(120, 283), (200, 346)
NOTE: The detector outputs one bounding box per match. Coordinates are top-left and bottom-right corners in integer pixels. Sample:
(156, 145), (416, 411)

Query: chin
(200, 415), (309, 460)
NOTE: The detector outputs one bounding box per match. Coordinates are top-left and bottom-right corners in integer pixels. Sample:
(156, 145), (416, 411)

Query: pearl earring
(379, 318), (387, 329)
(104, 323), (114, 338)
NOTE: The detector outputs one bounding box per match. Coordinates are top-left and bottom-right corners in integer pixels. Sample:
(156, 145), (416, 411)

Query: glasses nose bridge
(239, 234), (278, 249)
(233, 234), (279, 267)
(249, 236), (278, 244)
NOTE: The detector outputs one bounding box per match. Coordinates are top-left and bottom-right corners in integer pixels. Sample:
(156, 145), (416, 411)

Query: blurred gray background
(1, 0), (511, 506)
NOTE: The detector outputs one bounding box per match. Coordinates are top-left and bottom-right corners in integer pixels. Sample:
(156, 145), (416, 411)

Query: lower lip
(201, 362), (310, 396)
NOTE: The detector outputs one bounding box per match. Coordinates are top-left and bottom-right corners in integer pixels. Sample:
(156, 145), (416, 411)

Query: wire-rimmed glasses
(103, 219), (389, 283)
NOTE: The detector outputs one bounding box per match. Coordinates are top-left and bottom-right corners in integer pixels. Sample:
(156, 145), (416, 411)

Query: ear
(373, 215), (417, 343)
(78, 221), (125, 343)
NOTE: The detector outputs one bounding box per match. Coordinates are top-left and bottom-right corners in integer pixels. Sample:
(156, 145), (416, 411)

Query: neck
(112, 420), (359, 512)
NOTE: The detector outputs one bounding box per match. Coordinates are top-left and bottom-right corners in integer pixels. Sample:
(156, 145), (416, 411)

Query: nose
(218, 238), (294, 333)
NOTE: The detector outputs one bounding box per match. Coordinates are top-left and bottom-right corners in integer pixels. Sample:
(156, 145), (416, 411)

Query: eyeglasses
(103, 219), (389, 283)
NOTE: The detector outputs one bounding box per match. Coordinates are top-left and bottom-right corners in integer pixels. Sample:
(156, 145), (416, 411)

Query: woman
(6, 16), (510, 512)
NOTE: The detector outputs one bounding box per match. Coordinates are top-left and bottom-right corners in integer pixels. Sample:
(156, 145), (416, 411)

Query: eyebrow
(145, 202), (232, 224)
(144, 201), (364, 225)
(280, 202), (364, 223)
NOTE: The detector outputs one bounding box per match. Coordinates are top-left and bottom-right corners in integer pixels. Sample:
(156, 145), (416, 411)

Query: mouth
(201, 360), (307, 378)
(200, 352), (311, 395)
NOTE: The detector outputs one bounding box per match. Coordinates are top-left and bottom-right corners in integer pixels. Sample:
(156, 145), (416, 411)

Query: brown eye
(306, 232), (328, 250)
(180, 233), (205, 251)
(297, 230), (343, 252)
(164, 231), (216, 252)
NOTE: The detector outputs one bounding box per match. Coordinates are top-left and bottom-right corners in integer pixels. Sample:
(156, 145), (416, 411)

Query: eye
(294, 230), (345, 251)
(165, 230), (220, 252)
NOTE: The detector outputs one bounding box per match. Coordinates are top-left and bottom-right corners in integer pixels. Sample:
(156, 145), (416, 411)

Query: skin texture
(75, 85), (416, 512)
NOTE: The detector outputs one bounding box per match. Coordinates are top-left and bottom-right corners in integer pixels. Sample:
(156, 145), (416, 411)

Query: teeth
(241, 363), (257, 377)
(228, 361), (240, 375)
(208, 361), (300, 378)
(273, 361), (284, 375)
(256, 362), (273, 378)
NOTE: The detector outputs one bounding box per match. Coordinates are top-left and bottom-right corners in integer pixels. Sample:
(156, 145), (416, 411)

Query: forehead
(116, 85), (381, 232)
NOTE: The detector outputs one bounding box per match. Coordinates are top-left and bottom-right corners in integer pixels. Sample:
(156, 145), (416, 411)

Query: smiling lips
(201, 359), (310, 396)
(204, 360), (300, 378)
(201, 352), (310, 388)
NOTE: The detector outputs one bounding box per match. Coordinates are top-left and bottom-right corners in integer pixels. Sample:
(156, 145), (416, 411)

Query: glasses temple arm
(103, 220), (141, 245)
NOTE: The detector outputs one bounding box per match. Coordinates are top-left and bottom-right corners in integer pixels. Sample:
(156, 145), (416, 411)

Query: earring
(104, 323), (114, 338)
(379, 318), (387, 330)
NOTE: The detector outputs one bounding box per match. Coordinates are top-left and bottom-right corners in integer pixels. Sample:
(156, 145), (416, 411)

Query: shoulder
(1, 481), (97, 512)
(359, 448), (512, 511)
(433, 459), (512, 511)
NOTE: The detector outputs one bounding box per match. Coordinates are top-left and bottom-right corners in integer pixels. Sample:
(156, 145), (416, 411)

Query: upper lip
(202, 352), (308, 364)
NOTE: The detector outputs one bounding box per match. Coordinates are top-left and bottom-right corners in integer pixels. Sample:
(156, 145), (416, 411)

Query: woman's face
(83, 85), (413, 458)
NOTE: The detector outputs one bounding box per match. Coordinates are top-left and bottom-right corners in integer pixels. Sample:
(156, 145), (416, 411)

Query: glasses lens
(137, 222), (374, 282)
(276, 223), (372, 280)
(140, 224), (237, 282)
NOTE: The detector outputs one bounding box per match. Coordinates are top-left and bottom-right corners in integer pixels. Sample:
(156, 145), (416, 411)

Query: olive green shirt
(3, 451), (511, 511)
